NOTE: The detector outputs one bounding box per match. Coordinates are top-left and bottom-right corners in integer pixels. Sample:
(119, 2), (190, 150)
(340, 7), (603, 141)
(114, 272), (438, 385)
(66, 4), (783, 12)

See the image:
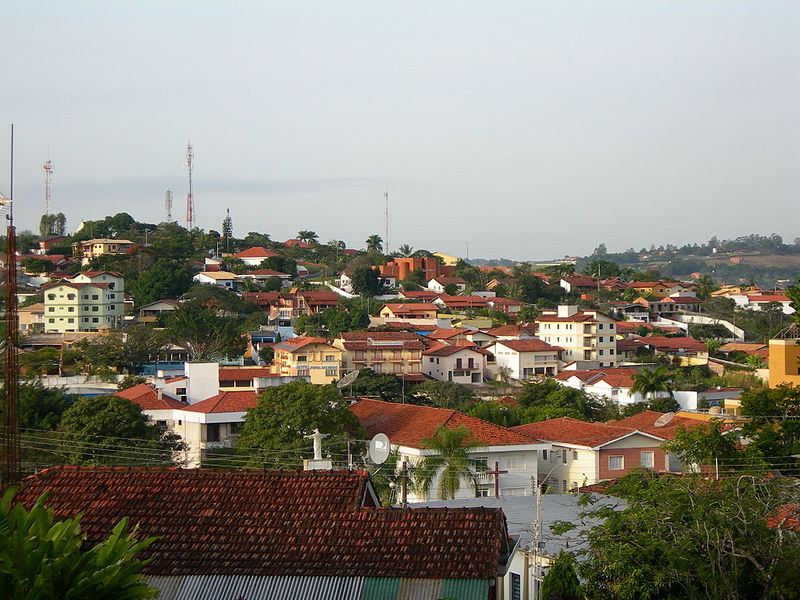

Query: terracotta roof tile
(16, 467), (509, 579)
(115, 384), (186, 410)
(218, 367), (273, 380)
(234, 246), (279, 259)
(511, 416), (661, 447)
(184, 391), (260, 413)
(350, 398), (539, 447)
(494, 339), (560, 353)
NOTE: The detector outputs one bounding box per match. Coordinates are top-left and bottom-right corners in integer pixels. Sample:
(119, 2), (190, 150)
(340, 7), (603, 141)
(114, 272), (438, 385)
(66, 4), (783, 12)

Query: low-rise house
(434, 294), (491, 311)
(397, 289), (441, 302)
(486, 339), (561, 379)
(18, 302), (45, 332)
(625, 281), (672, 297)
(43, 271), (125, 333)
(428, 276), (467, 294)
(297, 290), (340, 315)
(236, 268), (292, 285)
(464, 329), (497, 348)
(35, 234), (67, 254)
(555, 368), (648, 405)
(634, 295), (704, 318)
(16, 468), (515, 600)
(351, 398), (549, 500)
(485, 324), (537, 341)
(557, 275), (598, 294)
(272, 336), (342, 384)
(138, 298), (178, 323)
(608, 302), (651, 323)
(488, 297), (525, 316)
(624, 335), (709, 366)
(334, 331), (425, 376)
(535, 306), (617, 368)
(380, 302), (439, 320)
(730, 293), (795, 315)
(422, 342), (487, 384)
(192, 270), (237, 288)
(379, 256), (453, 282)
(71, 238), (135, 264)
(511, 417), (670, 492)
(233, 246), (280, 266)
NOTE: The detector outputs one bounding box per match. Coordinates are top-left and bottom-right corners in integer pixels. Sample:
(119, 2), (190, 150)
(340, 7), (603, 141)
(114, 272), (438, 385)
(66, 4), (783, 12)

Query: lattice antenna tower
(185, 142), (194, 230)
(43, 158), (53, 231)
(165, 189), (173, 222)
(384, 189), (389, 255)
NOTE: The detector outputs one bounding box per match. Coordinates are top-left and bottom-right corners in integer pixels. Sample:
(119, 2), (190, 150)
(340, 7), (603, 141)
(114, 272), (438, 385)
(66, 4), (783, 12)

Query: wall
(769, 338), (800, 388)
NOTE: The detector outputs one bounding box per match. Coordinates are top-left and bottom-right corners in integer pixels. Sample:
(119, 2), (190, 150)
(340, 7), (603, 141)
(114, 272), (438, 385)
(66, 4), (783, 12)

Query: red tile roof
(535, 312), (599, 323)
(426, 327), (470, 340)
(115, 384), (186, 410)
(399, 290), (440, 300)
(511, 416), (663, 447)
(382, 302), (439, 314)
(634, 336), (708, 353)
(423, 343), (484, 357)
(241, 269), (290, 277)
(485, 324), (527, 337)
(340, 331), (426, 351)
(559, 276), (598, 288)
(609, 410), (718, 440)
(16, 467), (510, 579)
(185, 391), (260, 413)
(436, 295), (491, 309)
(218, 367), (273, 381)
(235, 246), (279, 259)
(494, 339), (560, 353)
(350, 398), (538, 447)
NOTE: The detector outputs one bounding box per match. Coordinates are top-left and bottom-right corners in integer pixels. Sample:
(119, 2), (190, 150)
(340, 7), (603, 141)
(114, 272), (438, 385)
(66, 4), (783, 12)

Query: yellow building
(72, 238), (135, 264)
(433, 251), (459, 267)
(768, 324), (800, 388)
(333, 331), (425, 375)
(272, 336), (343, 384)
(43, 271), (125, 333)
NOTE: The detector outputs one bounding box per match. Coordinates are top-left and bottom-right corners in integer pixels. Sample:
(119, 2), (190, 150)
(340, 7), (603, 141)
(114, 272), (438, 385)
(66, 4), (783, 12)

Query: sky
(1, 1), (798, 261)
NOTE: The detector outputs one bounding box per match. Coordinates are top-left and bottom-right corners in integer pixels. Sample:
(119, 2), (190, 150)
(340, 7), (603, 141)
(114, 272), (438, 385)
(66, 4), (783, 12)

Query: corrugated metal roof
(441, 579), (491, 600)
(361, 577), (399, 600)
(147, 575), (364, 600)
(396, 578), (443, 600)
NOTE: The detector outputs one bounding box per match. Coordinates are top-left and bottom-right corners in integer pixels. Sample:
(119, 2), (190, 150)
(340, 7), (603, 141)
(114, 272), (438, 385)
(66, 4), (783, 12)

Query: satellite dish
(337, 369), (361, 389)
(654, 412), (676, 427)
(368, 433), (391, 464)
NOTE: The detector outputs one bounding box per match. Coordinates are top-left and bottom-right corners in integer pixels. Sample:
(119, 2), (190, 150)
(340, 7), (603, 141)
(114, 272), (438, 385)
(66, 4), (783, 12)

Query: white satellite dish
(654, 412), (676, 427)
(337, 369), (361, 389)
(368, 433), (391, 465)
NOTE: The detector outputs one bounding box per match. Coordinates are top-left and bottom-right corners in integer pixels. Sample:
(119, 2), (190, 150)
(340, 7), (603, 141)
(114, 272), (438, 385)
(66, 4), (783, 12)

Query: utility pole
(165, 189), (173, 222)
(384, 189), (389, 255)
(185, 142), (194, 230)
(43, 158), (53, 233)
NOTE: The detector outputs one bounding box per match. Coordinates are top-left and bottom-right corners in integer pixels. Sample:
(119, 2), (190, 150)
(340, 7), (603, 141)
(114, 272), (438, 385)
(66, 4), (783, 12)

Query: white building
(535, 306), (617, 368)
(193, 271), (237, 288)
(422, 343), (487, 384)
(486, 339), (561, 380)
(43, 271), (125, 333)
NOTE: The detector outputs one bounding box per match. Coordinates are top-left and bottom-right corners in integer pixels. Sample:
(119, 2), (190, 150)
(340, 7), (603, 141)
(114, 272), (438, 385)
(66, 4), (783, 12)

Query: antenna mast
(3, 124), (21, 485)
(384, 189), (389, 254)
(185, 142), (194, 230)
(165, 189), (173, 222)
(43, 158), (53, 232)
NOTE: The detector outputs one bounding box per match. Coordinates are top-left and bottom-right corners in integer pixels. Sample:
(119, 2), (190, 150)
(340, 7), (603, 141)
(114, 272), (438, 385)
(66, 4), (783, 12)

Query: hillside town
(2, 212), (800, 599)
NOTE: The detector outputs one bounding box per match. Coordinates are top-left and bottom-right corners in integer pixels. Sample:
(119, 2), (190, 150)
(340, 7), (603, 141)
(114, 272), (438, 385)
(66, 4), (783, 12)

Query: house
(422, 342), (487, 384)
(464, 329), (498, 348)
(768, 324), (800, 387)
(557, 275), (598, 294)
(626, 335), (709, 366)
(35, 234), (67, 254)
(42, 271), (125, 333)
(634, 295), (704, 318)
(625, 281), (672, 297)
(486, 339), (561, 380)
(511, 417), (670, 492)
(192, 270), (237, 288)
(15, 467), (515, 600)
(333, 331), (425, 376)
(18, 302), (45, 332)
(730, 293), (795, 315)
(434, 294), (491, 311)
(297, 290), (340, 314)
(138, 299), (178, 323)
(428, 276), (467, 294)
(379, 256), (453, 282)
(380, 302), (439, 320)
(272, 336), (343, 384)
(236, 268), (292, 285)
(397, 289), (441, 302)
(350, 398), (549, 500)
(535, 306), (618, 368)
(608, 302), (651, 322)
(71, 238), (135, 264)
(233, 246), (280, 266)
(485, 324), (537, 341)
(488, 297), (525, 316)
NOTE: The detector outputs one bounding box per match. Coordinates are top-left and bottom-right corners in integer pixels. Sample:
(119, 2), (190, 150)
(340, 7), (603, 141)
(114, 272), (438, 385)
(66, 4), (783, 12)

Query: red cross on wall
(485, 461), (508, 497)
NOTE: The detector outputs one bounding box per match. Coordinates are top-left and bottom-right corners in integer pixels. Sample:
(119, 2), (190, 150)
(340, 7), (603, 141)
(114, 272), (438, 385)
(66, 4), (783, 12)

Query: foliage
(20, 347), (61, 376)
(181, 283), (258, 314)
(21, 257), (55, 274)
(576, 471), (800, 599)
(350, 266), (385, 296)
(414, 425), (486, 500)
(516, 380), (619, 423)
(365, 234), (383, 253)
(664, 421), (746, 472)
(297, 230), (319, 245)
(164, 303), (247, 361)
(237, 381), (365, 467)
(412, 380), (474, 410)
(367, 448), (402, 506)
(128, 259), (193, 306)
(73, 327), (167, 376)
(0, 488), (158, 600)
(118, 374), (147, 391)
(739, 385), (800, 470)
(466, 401), (520, 428)
(345, 368), (404, 401)
(295, 304), (369, 338)
(39, 211), (67, 237)
(581, 258), (620, 278)
(539, 550), (582, 600)
(57, 395), (184, 465)
(259, 255), (298, 277)
(630, 366), (674, 401)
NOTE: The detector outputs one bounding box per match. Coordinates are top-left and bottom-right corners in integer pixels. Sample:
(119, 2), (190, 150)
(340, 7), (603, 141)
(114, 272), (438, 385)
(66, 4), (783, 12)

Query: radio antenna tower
(185, 142), (194, 230)
(165, 189), (173, 222)
(384, 189), (389, 255)
(43, 158), (53, 230)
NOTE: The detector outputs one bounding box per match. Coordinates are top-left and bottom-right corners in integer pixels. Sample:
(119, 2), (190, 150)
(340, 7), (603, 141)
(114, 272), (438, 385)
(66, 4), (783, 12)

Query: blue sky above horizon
(1, 1), (798, 260)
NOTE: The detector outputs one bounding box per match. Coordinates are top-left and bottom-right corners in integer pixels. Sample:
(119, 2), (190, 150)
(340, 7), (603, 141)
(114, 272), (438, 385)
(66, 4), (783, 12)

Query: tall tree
(539, 551), (582, 600)
(413, 425), (486, 500)
(630, 366), (674, 401)
(365, 234), (383, 253)
(297, 230), (319, 245)
(397, 243), (414, 257)
(350, 266), (385, 296)
(222, 208), (233, 252)
(163, 303), (246, 361)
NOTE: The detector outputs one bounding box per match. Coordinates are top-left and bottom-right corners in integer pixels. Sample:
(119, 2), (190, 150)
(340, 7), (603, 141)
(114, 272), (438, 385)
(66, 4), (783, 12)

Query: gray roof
(411, 494), (625, 558)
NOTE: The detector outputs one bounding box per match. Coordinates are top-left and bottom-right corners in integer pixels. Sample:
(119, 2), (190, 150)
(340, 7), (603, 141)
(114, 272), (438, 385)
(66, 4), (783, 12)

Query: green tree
(397, 243), (414, 257)
(297, 230), (319, 245)
(222, 208), (233, 251)
(0, 488), (158, 600)
(739, 385), (800, 469)
(237, 381), (365, 467)
(351, 266), (385, 296)
(365, 234), (383, 253)
(57, 395), (184, 465)
(630, 366), (674, 401)
(413, 425), (487, 500)
(20, 257), (54, 275)
(19, 347), (61, 377)
(540, 550), (582, 600)
(575, 472), (800, 599)
(413, 380), (474, 410)
(516, 380), (616, 423)
(346, 368), (404, 401)
(164, 303), (247, 361)
(128, 259), (193, 306)
(259, 256), (298, 277)
(664, 421), (745, 473)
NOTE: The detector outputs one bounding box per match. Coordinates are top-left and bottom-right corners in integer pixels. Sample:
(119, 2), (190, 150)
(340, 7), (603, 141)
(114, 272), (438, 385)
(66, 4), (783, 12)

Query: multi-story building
(333, 331), (425, 376)
(43, 271), (124, 333)
(71, 238), (135, 264)
(485, 339), (561, 380)
(768, 324), (800, 387)
(272, 336), (343, 384)
(535, 305), (617, 368)
(422, 342), (487, 384)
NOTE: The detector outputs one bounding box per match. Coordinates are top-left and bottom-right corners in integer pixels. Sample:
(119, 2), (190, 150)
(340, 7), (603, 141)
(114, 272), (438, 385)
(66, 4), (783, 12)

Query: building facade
(43, 271), (124, 333)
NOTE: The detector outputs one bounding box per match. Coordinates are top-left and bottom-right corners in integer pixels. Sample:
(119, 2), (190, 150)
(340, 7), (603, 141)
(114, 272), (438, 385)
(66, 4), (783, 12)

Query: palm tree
(413, 425), (486, 500)
(365, 234), (383, 253)
(297, 230), (318, 245)
(630, 366), (674, 402)
(397, 243), (414, 257)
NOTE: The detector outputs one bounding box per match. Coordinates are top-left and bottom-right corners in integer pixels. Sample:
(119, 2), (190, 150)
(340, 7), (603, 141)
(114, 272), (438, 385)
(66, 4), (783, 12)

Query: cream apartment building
(43, 271), (124, 333)
(535, 305), (617, 368)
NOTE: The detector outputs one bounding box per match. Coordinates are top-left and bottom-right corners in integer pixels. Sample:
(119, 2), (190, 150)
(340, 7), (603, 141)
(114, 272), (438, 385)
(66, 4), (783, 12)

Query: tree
(73, 327), (167, 376)
(539, 551), (582, 600)
(128, 259), (193, 306)
(630, 366), (674, 401)
(164, 303), (246, 361)
(575, 472), (800, 599)
(20, 347), (61, 376)
(350, 266), (385, 296)
(413, 425), (487, 500)
(346, 368), (404, 401)
(365, 234), (383, 253)
(397, 243), (414, 257)
(581, 258), (619, 278)
(222, 208), (233, 252)
(297, 230), (319, 245)
(739, 385), (800, 469)
(516, 380), (617, 423)
(413, 380), (474, 410)
(21, 257), (54, 275)
(236, 381), (365, 467)
(664, 421), (745, 473)
(57, 395), (184, 465)
(259, 256), (298, 278)
(0, 488), (158, 600)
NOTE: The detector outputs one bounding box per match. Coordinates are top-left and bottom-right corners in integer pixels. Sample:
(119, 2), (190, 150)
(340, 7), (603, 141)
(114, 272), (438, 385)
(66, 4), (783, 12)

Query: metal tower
(165, 189), (173, 222)
(43, 158), (53, 231)
(185, 143), (194, 230)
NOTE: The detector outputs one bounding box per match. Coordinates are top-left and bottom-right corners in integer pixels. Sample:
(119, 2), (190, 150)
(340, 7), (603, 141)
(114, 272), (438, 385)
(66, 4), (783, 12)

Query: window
(510, 573), (521, 600)
(83, 295), (89, 299)
(641, 451), (655, 468)
(48, 307), (54, 312)
(48, 318), (54, 323)
(68, 307), (74, 312)
(206, 423), (220, 443)
(68, 318), (74, 323)
(296, 355), (307, 362)
(609, 349), (615, 355)
(325, 368), (337, 377)
(598, 336), (603, 342)
(92, 295), (99, 300)
(429, 357), (434, 363)
(47, 294), (56, 300)
(506, 456), (522, 470)
(82, 318), (89, 322)
(562, 480), (568, 493)
(67, 294), (75, 300)
(572, 450), (579, 460)
(541, 449), (548, 461)
(92, 306), (99, 312)
(325, 354), (336, 362)
(608, 455), (624, 470)
(92, 317), (99, 323)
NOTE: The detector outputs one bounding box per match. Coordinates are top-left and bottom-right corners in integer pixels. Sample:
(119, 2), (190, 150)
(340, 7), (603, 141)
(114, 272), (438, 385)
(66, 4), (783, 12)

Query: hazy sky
(2, 1), (798, 260)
